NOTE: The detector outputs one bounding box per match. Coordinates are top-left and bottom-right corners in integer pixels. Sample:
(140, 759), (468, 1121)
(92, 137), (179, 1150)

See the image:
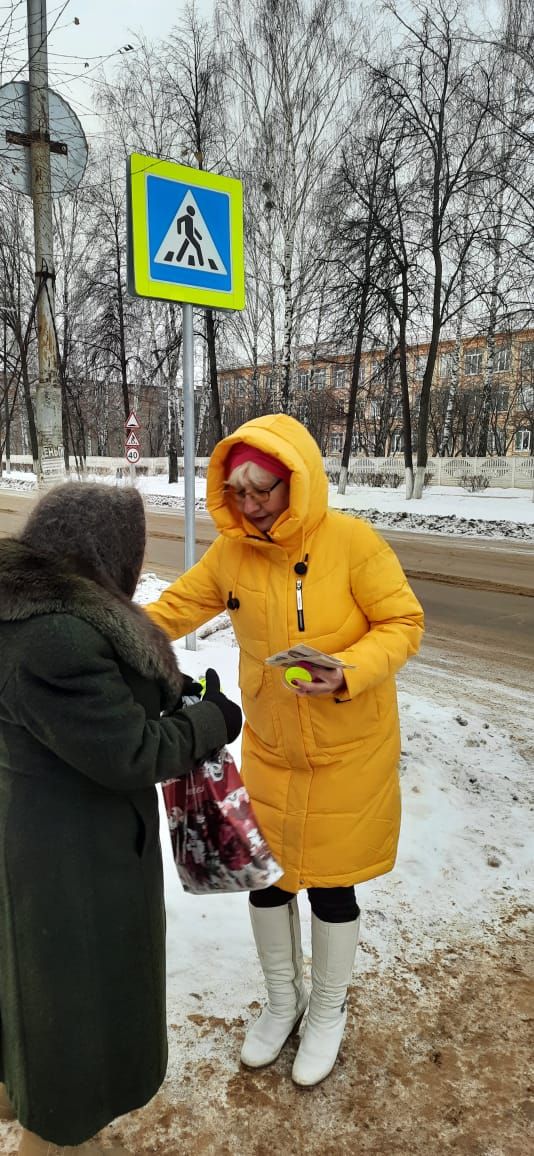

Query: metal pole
(182, 302), (196, 651)
(27, 0), (64, 487)
(2, 317), (7, 474)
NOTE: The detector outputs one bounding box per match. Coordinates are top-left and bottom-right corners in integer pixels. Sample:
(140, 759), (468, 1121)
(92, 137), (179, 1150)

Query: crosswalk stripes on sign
(154, 191), (227, 275)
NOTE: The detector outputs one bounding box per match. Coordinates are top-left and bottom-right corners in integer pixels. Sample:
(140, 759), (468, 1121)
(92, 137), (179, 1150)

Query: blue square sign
(128, 154), (245, 311)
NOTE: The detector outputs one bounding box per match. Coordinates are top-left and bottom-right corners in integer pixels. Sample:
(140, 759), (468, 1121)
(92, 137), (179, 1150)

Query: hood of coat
(207, 414), (329, 549)
(0, 539), (184, 712)
(19, 482), (146, 598)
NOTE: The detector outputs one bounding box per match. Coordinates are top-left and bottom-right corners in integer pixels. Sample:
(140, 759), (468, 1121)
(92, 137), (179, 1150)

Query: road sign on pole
(124, 411), (141, 476)
(0, 80), (88, 197)
(127, 152), (246, 651)
(127, 153), (245, 311)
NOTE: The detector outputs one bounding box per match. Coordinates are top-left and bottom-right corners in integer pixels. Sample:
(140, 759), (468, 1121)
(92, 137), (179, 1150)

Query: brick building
(218, 329), (534, 457)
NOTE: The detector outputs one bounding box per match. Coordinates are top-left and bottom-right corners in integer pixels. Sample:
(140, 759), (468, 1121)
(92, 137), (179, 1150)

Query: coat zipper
(296, 579), (305, 632)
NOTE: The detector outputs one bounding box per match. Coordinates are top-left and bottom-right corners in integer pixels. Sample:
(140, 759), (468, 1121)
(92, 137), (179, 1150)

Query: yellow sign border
(128, 153), (245, 311)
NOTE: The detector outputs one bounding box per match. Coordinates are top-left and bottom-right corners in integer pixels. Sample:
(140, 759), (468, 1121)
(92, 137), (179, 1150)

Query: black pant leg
(307, 886), (360, 923)
(250, 885), (297, 909)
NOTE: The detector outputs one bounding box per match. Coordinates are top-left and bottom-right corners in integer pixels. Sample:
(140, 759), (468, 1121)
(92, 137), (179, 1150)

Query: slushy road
(1, 491), (533, 694)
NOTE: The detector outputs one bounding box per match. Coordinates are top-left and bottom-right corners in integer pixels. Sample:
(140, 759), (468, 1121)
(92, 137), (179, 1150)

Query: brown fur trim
(0, 540), (183, 709)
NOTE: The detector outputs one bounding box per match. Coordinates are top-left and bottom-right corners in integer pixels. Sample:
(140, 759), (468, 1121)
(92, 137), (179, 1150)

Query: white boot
(241, 898), (308, 1068)
(292, 913), (360, 1087)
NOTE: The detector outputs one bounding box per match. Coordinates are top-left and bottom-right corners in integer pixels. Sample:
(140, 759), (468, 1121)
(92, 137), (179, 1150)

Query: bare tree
(373, 1), (495, 496)
(219, 0), (357, 411)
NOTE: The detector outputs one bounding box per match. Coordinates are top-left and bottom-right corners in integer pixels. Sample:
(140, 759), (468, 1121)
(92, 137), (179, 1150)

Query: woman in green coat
(0, 483), (241, 1156)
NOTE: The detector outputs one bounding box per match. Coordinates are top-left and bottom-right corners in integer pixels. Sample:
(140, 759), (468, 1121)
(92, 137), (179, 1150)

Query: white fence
(324, 455), (534, 490)
(4, 453), (534, 489)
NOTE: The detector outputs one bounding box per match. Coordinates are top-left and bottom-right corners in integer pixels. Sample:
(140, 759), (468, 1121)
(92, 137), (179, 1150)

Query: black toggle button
(294, 561), (308, 575)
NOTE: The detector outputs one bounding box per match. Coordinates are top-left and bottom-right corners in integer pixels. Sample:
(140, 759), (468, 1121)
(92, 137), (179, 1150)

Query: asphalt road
(1, 490), (533, 688)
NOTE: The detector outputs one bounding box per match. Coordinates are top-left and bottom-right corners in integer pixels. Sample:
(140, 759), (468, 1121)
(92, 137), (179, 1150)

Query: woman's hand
(292, 665), (346, 697)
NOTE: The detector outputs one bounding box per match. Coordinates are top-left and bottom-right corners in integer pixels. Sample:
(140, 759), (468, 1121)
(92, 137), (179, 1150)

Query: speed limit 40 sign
(125, 410), (141, 467)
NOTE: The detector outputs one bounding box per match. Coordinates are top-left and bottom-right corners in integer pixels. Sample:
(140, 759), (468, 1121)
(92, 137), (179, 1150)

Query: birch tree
(219, 0), (357, 411)
(373, 1), (494, 496)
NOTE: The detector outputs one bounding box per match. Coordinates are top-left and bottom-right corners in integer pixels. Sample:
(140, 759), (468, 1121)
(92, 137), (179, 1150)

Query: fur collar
(0, 539), (183, 710)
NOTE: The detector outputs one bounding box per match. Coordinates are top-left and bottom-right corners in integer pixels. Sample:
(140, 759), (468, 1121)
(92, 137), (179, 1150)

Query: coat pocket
(238, 652), (278, 748)
(308, 686), (380, 753)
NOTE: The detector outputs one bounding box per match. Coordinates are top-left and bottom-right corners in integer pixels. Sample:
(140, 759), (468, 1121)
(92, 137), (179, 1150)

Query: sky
(3, 0), (503, 143)
(1, 0), (215, 141)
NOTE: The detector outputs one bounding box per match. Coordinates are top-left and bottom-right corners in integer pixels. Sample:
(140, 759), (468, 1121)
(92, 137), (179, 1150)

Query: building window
(390, 431), (404, 453)
(515, 429), (531, 452)
(494, 387), (509, 412)
(488, 429), (506, 455)
(262, 373), (272, 391)
(519, 384), (534, 408)
(494, 346), (511, 373)
(464, 349), (483, 376)
(371, 360), (383, 381)
(440, 351), (454, 380)
(334, 367), (346, 389)
(330, 433), (342, 452)
(520, 344), (534, 371)
(413, 354), (426, 380)
(296, 402), (307, 422)
(298, 371), (309, 390)
(236, 377), (246, 397)
(312, 368), (326, 388)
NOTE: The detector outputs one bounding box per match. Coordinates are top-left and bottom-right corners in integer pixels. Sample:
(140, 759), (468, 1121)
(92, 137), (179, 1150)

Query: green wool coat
(0, 540), (226, 1146)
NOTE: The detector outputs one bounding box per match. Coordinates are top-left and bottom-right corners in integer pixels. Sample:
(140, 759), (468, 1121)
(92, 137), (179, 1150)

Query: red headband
(224, 442), (291, 485)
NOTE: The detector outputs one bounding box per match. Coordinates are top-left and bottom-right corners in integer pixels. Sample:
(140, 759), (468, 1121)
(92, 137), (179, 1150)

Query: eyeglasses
(224, 478), (282, 506)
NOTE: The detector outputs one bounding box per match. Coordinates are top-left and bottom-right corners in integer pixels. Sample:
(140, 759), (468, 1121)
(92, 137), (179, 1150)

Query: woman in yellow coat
(146, 414), (424, 1086)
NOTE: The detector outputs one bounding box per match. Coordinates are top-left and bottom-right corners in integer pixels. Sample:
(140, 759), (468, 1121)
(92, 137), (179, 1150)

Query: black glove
(181, 674), (204, 700)
(202, 667), (242, 744)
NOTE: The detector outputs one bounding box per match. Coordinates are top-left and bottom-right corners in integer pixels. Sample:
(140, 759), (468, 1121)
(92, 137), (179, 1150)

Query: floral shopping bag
(162, 747), (283, 895)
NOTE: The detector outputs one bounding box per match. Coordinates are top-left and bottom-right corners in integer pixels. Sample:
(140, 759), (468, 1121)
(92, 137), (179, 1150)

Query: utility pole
(3, 316), (10, 474)
(27, 0), (64, 485)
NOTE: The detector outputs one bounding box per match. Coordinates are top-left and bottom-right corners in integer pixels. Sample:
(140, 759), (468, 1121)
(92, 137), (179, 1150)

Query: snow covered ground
(2, 467), (533, 538)
(84, 572), (530, 1156)
(138, 474), (534, 539)
(132, 573), (531, 1000)
(1, 473), (532, 1153)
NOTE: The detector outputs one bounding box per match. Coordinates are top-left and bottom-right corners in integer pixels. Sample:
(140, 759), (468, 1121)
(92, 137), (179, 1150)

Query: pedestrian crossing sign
(127, 153), (245, 311)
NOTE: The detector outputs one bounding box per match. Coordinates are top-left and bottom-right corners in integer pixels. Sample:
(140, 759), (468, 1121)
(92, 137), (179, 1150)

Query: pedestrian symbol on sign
(154, 191), (227, 276)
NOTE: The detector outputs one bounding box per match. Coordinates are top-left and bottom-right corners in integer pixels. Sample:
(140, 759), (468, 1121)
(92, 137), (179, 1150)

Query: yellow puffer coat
(146, 414), (424, 890)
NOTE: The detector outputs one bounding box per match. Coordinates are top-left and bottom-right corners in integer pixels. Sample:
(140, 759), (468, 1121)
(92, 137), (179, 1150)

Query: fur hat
(20, 482), (146, 598)
(1, 483), (183, 708)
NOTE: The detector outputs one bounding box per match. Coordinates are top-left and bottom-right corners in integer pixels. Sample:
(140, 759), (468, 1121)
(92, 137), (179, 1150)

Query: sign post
(127, 153), (245, 649)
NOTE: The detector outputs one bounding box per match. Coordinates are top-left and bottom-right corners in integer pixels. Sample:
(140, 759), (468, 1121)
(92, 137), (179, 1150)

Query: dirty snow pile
(2, 468), (533, 537)
(140, 476), (534, 540)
